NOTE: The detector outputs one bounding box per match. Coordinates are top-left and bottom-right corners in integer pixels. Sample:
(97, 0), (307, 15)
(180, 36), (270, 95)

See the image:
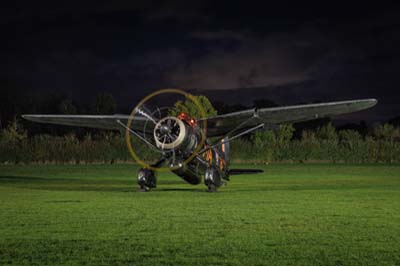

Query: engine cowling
(153, 116), (199, 153)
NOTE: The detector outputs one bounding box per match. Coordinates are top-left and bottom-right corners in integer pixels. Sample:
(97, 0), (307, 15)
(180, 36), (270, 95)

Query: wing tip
(360, 98), (378, 109)
(370, 98), (378, 106)
(21, 114), (38, 121)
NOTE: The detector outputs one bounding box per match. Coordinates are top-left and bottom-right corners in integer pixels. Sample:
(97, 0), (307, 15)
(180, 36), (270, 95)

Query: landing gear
(137, 168), (157, 192)
(204, 167), (222, 192)
(207, 184), (217, 192)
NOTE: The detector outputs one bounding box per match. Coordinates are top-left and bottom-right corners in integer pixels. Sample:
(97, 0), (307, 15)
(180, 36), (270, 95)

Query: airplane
(22, 89), (377, 192)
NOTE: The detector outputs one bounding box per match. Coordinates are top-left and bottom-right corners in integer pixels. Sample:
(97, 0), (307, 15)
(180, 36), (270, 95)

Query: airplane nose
(160, 125), (170, 134)
(154, 116), (186, 150)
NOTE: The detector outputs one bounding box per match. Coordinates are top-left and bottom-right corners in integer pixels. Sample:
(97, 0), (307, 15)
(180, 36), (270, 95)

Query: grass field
(0, 164), (399, 266)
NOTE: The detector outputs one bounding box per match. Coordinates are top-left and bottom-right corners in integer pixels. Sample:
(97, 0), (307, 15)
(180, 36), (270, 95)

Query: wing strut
(199, 123), (265, 155)
(223, 112), (257, 138)
(116, 120), (162, 153)
(202, 114), (258, 159)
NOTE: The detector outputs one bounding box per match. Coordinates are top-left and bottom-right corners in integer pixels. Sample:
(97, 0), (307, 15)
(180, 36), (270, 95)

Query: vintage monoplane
(23, 89), (377, 192)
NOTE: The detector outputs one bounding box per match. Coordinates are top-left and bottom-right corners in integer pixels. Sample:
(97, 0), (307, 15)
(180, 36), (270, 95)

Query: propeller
(135, 104), (159, 125)
(125, 88), (207, 171)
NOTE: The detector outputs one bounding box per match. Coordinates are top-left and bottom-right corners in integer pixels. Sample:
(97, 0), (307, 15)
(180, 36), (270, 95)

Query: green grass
(0, 164), (399, 266)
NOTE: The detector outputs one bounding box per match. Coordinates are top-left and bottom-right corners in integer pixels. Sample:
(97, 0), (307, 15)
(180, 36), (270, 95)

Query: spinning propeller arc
(125, 88), (207, 172)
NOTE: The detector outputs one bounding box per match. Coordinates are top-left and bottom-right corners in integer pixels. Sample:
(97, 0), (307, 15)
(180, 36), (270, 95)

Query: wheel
(137, 168), (157, 192)
(138, 186), (151, 192)
(207, 184), (217, 192)
(205, 167), (221, 192)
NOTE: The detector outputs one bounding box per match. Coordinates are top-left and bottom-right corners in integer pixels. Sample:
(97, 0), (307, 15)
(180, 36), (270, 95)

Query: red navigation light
(178, 112), (187, 119)
(177, 112), (196, 126)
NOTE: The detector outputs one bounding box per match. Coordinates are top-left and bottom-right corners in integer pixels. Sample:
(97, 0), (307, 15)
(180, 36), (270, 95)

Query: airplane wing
(202, 99), (377, 137)
(22, 114), (153, 133)
(23, 99), (377, 138)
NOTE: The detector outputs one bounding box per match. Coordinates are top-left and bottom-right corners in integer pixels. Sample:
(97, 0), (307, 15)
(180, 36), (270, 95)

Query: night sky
(2, 1), (400, 123)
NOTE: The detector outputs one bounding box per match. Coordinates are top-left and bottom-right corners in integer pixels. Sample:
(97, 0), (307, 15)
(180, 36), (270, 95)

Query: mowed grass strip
(0, 164), (399, 266)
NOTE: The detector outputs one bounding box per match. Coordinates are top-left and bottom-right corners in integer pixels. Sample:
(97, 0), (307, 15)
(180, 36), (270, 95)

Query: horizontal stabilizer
(228, 169), (264, 175)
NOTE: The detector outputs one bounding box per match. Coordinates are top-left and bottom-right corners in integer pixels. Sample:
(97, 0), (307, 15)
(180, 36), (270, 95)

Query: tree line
(1, 93), (399, 164)
(1, 120), (399, 164)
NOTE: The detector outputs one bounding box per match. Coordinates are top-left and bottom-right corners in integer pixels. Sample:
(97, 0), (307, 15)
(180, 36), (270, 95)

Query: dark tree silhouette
(94, 93), (117, 115)
(253, 99), (278, 108)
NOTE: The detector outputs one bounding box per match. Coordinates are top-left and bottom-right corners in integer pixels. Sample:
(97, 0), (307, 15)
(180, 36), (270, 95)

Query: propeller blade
(135, 105), (158, 125)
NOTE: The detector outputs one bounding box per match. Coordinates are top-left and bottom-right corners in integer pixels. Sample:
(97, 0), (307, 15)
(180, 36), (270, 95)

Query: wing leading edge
(22, 114), (151, 132)
(202, 99), (377, 137)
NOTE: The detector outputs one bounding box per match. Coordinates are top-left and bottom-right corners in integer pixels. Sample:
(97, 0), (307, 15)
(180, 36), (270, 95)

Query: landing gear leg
(205, 167), (221, 192)
(137, 168), (157, 192)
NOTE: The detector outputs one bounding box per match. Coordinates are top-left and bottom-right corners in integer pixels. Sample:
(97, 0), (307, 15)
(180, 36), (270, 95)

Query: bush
(1, 123), (400, 164)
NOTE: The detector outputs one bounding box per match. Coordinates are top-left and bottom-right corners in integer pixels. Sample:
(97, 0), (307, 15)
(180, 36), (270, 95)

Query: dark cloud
(167, 28), (329, 89)
(2, 1), (400, 122)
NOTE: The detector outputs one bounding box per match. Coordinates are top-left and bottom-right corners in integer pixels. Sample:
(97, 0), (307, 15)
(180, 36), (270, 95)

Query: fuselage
(152, 113), (229, 185)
